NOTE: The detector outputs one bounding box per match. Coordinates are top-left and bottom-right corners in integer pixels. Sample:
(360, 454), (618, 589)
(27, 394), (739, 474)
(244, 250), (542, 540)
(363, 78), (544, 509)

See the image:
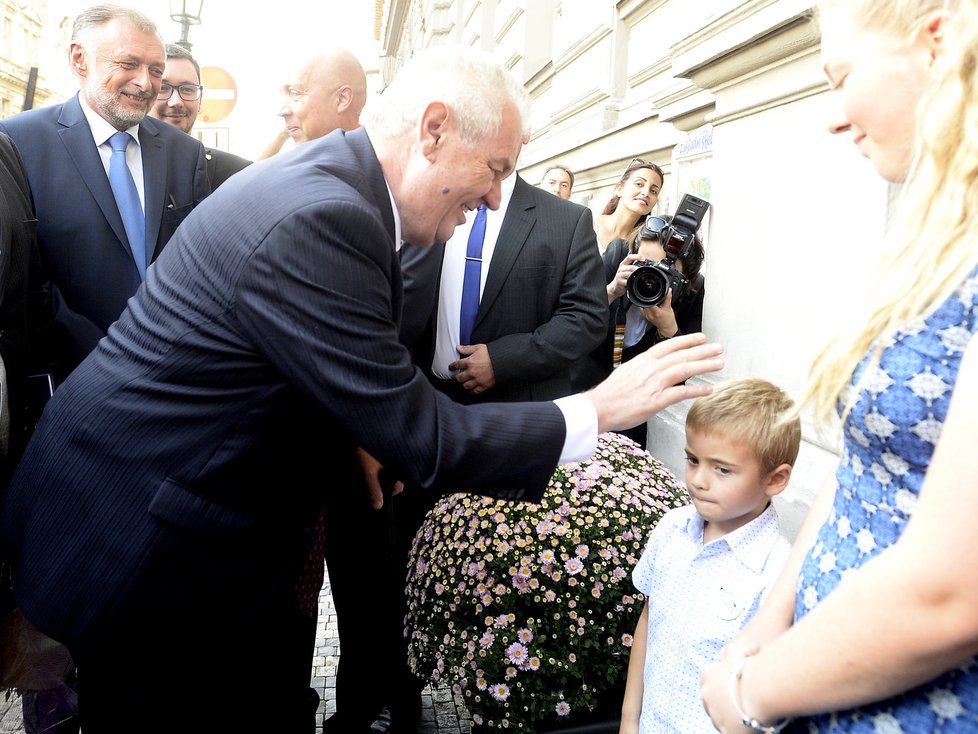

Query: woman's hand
(607, 253), (642, 303)
(701, 657), (759, 734)
(640, 289), (679, 337)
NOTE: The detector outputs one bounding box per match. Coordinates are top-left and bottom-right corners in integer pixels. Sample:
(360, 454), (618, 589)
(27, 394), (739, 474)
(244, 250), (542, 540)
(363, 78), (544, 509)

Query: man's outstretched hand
(587, 333), (723, 434)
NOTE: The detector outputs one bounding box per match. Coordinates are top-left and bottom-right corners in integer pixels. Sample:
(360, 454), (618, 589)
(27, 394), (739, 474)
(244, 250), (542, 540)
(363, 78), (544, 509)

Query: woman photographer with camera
(576, 213), (705, 448)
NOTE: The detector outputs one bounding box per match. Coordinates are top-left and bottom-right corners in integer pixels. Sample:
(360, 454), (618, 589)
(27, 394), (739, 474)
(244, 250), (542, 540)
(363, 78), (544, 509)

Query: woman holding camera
(576, 213), (705, 447)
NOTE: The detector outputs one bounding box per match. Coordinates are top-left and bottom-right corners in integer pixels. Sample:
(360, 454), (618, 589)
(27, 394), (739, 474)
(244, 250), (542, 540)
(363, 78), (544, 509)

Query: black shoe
(386, 704), (421, 734)
(370, 706), (392, 733)
(323, 712), (377, 734)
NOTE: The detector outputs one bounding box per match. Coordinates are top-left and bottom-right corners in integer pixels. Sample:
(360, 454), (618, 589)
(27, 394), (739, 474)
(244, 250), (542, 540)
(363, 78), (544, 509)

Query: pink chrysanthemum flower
(404, 432), (689, 730)
(505, 642), (529, 666)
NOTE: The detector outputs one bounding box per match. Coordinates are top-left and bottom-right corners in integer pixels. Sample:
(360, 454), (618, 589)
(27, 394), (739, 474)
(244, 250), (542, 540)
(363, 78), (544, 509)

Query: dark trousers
(323, 479), (400, 726)
(68, 517), (319, 733)
(386, 488), (437, 727)
(74, 628), (316, 734)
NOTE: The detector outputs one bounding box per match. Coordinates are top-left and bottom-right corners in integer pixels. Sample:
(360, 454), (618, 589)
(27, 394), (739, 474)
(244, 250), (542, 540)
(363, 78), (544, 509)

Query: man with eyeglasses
(256, 47), (367, 160)
(0, 4), (210, 381)
(151, 44), (252, 190)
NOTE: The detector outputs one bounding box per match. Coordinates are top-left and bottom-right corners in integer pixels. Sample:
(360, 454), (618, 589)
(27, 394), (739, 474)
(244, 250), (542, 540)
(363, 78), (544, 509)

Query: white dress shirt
(79, 94), (146, 211)
(430, 170), (517, 378)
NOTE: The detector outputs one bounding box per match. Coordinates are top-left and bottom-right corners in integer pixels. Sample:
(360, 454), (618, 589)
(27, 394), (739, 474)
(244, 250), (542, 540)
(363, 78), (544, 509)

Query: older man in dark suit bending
(0, 46), (722, 734)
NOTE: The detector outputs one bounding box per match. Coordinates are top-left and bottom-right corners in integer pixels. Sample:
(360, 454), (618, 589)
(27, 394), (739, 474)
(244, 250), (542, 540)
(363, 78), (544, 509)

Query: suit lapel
(346, 128), (396, 239)
(58, 97), (130, 251)
(138, 119), (165, 262)
(344, 128), (402, 323)
(478, 175), (535, 320)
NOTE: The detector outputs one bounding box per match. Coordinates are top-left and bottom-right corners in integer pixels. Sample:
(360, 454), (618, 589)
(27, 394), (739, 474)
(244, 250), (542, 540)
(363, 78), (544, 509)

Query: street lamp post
(169, 0), (204, 51)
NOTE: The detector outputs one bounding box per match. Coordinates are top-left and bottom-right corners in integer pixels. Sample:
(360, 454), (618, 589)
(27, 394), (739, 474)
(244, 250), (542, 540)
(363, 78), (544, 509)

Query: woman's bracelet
(728, 655), (792, 733)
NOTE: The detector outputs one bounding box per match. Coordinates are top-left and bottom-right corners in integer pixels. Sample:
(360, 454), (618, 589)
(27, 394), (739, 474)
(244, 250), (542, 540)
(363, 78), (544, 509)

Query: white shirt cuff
(555, 394), (598, 464)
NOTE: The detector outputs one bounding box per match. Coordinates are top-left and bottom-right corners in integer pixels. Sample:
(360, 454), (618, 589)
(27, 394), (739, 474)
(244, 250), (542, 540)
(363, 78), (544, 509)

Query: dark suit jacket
(205, 146), (251, 190)
(0, 128), (567, 659)
(383, 176), (607, 714)
(400, 175), (606, 403)
(0, 133), (56, 483)
(0, 94), (210, 378)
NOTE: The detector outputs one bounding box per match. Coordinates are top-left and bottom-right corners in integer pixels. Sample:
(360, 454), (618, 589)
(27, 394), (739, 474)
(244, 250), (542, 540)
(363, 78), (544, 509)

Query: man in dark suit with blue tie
(380, 165), (607, 731)
(0, 4), (210, 380)
(0, 45), (722, 733)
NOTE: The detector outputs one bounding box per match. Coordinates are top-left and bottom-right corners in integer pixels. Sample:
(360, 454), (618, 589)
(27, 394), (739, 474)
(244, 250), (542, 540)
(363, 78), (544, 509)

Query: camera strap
(612, 298), (629, 369)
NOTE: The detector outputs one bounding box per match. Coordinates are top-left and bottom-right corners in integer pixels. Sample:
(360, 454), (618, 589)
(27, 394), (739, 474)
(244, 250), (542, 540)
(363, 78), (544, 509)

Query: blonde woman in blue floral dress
(701, 0), (978, 732)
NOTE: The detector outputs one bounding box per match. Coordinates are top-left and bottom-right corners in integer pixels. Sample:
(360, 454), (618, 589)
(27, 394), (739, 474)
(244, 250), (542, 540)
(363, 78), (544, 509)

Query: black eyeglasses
(158, 83), (203, 101)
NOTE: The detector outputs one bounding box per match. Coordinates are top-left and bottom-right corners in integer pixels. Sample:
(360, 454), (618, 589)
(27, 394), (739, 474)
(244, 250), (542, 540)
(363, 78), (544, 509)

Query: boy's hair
(686, 378), (801, 475)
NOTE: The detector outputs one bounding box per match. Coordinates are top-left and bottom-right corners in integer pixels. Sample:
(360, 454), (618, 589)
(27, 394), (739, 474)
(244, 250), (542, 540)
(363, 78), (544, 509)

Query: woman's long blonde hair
(804, 0), (978, 425)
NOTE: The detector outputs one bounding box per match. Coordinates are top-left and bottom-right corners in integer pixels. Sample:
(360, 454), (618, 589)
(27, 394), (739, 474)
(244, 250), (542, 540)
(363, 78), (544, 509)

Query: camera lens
(626, 264), (669, 308)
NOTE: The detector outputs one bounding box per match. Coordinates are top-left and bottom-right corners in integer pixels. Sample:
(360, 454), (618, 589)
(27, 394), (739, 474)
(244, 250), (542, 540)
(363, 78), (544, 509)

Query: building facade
(0, 1), (68, 118)
(379, 0), (895, 528)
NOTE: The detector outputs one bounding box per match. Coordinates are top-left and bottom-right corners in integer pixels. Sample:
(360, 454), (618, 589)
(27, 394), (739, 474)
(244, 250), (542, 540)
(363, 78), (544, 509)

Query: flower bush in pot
(404, 432), (690, 731)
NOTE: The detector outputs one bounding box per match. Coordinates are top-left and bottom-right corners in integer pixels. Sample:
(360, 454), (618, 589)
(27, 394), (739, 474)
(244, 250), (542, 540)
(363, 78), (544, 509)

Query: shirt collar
(79, 93), (141, 148)
(500, 168), (518, 200)
(363, 128), (402, 250)
(385, 178), (402, 252)
(682, 502), (785, 574)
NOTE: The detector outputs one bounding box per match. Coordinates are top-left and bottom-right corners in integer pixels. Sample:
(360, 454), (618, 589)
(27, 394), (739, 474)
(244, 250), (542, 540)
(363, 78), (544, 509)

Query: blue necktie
(108, 131), (146, 279)
(459, 204), (487, 345)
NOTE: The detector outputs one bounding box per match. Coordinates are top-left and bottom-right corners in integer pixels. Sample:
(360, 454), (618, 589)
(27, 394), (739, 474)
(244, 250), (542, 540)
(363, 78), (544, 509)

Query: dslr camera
(626, 193), (710, 309)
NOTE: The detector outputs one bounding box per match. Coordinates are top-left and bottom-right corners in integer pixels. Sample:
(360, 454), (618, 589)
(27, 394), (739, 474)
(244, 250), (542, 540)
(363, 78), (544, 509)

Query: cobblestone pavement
(315, 569), (474, 734)
(0, 567), (472, 734)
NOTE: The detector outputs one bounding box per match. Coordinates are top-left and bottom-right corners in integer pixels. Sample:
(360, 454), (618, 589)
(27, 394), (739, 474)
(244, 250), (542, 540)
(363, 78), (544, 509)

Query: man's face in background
(151, 57), (201, 134)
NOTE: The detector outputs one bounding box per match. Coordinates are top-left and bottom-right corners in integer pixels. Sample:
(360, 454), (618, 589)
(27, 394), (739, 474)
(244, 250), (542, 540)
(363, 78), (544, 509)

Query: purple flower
(564, 558), (584, 575)
(505, 642), (529, 666)
(404, 432), (689, 729)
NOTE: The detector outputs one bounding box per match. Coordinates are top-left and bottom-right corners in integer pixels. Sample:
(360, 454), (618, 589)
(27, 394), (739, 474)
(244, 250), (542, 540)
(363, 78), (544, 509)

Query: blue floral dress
(793, 266), (978, 733)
